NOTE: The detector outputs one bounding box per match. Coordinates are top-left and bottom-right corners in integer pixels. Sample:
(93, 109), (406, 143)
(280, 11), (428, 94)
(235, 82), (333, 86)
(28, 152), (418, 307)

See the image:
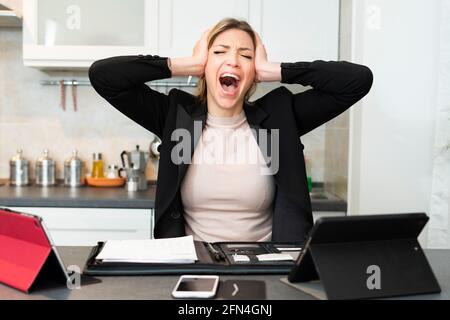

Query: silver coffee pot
(120, 145), (149, 190)
(9, 149), (30, 186)
(64, 150), (85, 187)
(35, 149), (56, 186)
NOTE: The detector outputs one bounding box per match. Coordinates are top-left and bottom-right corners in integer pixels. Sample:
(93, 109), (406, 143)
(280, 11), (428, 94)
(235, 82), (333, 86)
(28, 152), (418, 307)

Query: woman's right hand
(191, 27), (211, 77)
(169, 27), (211, 77)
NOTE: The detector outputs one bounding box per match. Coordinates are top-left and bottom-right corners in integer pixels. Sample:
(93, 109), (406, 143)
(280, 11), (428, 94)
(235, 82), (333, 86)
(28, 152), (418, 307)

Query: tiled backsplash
(0, 29), (157, 179)
(0, 28), (325, 183)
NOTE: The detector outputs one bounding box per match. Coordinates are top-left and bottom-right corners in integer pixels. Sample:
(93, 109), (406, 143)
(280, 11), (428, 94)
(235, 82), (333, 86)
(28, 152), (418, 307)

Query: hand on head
(190, 27), (273, 83)
(192, 27), (212, 78)
(254, 32), (269, 83)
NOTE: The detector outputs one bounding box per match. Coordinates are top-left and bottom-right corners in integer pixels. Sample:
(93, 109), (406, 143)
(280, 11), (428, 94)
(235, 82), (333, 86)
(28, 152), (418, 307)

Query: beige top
(180, 110), (275, 242)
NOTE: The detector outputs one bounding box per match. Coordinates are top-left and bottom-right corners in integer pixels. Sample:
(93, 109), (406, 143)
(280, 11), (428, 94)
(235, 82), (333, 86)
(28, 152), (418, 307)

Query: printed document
(96, 235), (198, 263)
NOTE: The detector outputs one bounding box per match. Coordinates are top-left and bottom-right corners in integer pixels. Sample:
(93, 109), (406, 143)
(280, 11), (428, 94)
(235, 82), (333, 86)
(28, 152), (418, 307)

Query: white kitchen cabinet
(249, 0), (339, 62)
(23, 0), (339, 69)
(156, 0), (251, 58)
(9, 207), (154, 246)
(157, 0), (339, 62)
(23, 0), (159, 68)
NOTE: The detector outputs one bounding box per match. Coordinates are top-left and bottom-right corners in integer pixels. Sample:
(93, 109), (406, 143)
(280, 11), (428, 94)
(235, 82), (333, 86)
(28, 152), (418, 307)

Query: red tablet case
(0, 208), (57, 292)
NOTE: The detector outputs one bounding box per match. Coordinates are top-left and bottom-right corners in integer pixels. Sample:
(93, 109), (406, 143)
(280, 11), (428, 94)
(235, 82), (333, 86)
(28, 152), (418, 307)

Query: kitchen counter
(0, 179), (346, 211)
(0, 179), (156, 209)
(309, 189), (347, 212)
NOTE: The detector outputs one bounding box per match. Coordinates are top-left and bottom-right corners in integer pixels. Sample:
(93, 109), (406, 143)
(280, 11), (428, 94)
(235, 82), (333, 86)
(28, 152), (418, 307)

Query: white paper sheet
(256, 253), (294, 261)
(232, 254), (250, 262)
(96, 235), (198, 264)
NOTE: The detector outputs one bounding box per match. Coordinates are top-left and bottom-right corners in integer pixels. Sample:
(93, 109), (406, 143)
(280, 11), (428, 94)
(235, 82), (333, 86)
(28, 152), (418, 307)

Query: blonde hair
(195, 18), (257, 105)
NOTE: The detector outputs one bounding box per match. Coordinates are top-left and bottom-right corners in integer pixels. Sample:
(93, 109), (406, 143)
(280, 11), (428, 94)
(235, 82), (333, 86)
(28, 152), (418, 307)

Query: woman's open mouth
(219, 73), (241, 97)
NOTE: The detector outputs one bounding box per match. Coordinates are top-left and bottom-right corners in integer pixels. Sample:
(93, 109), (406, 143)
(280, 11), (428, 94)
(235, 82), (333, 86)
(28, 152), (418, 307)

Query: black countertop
(0, 180), (346, 211)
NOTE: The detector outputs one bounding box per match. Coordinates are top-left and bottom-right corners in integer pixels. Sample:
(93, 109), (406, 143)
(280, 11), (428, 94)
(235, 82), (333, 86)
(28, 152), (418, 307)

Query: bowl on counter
(85, 176), (125, 187)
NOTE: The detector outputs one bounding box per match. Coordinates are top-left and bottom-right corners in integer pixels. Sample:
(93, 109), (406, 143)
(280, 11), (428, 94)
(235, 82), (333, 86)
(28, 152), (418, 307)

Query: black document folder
(83, 241), (303, 276)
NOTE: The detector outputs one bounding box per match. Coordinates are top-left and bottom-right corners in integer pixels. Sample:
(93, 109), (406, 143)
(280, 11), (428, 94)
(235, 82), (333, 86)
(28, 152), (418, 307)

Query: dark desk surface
(0, 247), (448, 300)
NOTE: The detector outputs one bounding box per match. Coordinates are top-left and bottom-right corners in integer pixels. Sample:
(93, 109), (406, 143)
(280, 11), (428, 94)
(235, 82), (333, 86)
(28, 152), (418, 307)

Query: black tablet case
(83, 241), (303, 276)
(287, 213), (441, 299)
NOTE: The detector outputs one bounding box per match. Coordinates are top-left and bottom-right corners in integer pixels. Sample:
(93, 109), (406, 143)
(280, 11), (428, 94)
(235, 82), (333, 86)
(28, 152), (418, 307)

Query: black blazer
(89, 55), (373, 242)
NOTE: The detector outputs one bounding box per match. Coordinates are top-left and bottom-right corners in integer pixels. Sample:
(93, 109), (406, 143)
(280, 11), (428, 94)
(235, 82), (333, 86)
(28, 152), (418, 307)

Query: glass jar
(92, 153), (105, 178)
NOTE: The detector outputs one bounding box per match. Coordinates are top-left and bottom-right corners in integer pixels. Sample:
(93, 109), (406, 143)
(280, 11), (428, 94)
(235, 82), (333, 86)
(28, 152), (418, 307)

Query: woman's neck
(206, 95), (244, 117)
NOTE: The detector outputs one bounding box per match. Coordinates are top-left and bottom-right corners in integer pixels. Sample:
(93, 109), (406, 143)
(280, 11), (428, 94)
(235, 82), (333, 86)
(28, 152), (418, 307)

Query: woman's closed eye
(213, 51), (252, 59)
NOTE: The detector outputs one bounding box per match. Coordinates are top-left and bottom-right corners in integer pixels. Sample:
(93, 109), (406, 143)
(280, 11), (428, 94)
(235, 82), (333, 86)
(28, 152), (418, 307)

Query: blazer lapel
(244, 102), (269, 126)
(176, 101), (207, 187)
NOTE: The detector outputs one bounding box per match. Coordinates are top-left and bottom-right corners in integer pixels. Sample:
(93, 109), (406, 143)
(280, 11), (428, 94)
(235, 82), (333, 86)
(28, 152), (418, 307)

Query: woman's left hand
(254, 32), (281, 83)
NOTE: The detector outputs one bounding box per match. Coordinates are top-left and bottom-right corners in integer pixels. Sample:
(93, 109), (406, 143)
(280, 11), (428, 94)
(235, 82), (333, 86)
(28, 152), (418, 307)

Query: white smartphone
(172, 275), (220, 299)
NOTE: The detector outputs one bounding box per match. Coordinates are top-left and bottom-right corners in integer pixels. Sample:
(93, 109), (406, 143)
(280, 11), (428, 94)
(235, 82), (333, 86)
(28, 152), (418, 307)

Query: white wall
(347, 0), (444, 247)
(428, 0), (450, 248)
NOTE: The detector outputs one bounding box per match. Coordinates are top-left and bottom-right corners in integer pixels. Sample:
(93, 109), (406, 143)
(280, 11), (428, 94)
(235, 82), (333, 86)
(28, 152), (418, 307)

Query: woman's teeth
(220, 73), (240, 81)
(219, 74), (240, 96)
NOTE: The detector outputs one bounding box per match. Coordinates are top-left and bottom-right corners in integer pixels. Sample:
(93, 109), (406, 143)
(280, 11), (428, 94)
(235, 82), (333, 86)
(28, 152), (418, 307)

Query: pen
(205, 242), (225, 261)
